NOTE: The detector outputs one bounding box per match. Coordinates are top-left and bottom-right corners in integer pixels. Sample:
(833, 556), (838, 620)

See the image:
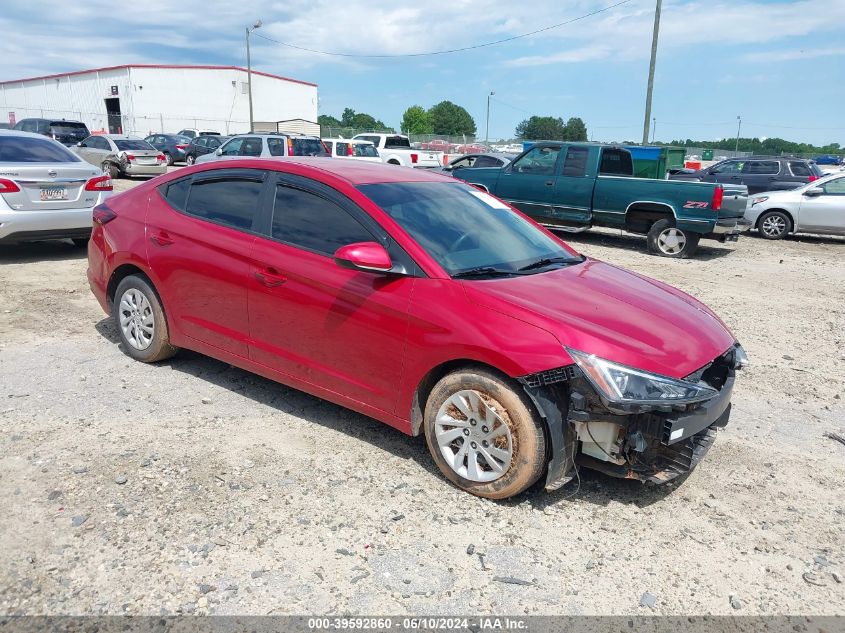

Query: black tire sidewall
(758, 211), (791, 240)
(187, 155), (195, 165)
(164, 152), (173, 166)
(112, 275), (175, 363)
(647, 218), (700, 258)
(423, 369), (546, 499)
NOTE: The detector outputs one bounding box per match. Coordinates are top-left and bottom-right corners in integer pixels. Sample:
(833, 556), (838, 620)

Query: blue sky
(2, 0), (844, 145)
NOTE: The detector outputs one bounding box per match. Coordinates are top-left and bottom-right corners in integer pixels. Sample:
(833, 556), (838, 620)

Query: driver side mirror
(804, 186), (824, 197)
(215, 148), (223, 156)
(77, 142), (85, 147)
(333, 242), (393, 273)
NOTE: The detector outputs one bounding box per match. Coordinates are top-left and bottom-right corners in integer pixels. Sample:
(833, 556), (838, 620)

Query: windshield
(353, 144), (378, 157)
(0, 136), (81, 162)
(49, 123), (88, 137)
(291, 138), (328, 156)
(359, 182), (581, 276)
(114, 139), (155, 151)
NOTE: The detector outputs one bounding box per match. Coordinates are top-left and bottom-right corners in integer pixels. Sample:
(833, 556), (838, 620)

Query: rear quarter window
(161, 178), (191, 210)
(292, 138), (328, 156)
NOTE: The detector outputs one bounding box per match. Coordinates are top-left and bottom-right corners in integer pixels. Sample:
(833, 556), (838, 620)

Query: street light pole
(641, 0), (662, 145)
(735, 115), (742, 153)
(246, 19), (262, 133)
(485, 91), (495, 144)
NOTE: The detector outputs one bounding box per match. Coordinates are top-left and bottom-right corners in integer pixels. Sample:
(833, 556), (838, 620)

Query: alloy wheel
(761, 215), (787, 237)
(118, 288), (155, 350)
(657, 227), (687, 255)
(434, 389), (514, 482)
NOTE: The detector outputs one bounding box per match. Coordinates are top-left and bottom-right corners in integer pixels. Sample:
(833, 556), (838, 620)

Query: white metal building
(0, 64), (318, 136)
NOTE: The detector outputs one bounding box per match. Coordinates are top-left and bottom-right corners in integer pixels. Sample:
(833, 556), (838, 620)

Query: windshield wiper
(452, 267), (520, 279)
(517, 256), (581, 272)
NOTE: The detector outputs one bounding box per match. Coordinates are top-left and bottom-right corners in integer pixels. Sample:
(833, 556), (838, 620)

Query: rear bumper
(0, 206), (94, 242)
(124, 163), (167, 176)
(704, 217), (752, 242)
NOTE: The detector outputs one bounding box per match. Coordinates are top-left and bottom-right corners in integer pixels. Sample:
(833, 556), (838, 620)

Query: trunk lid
(0, 163), (101, 211)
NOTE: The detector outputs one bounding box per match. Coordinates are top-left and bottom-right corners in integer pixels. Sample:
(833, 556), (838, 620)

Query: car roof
(104, 134), (145, 140)
(190, 157), (453, 185)
(0, 129), (51, 139)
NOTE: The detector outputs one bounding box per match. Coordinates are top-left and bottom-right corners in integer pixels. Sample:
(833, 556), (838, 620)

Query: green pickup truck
(452, 142), (750, 258)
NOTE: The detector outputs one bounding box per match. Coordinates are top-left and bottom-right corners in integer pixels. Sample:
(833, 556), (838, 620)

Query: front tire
(647, 218), (700, 258)
(423, 368), (546, 499)
(757, 210), (791, 239)
(113, 275), (178, 363)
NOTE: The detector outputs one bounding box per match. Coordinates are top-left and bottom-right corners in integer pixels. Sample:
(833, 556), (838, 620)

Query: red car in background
(87, 158), (746, 499)
(419, 139), (457, 152)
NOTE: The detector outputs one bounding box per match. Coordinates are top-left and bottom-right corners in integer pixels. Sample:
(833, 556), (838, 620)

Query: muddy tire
(423, 368), (546, 499)
(113, 275), (178, 363)
(647, 218), (700, 258)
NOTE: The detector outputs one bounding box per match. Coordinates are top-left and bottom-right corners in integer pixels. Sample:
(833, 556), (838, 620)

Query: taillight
(287, 138), (294, 155)
(85, 175), (113, 191)
(126, 154), (136, 161)
(92, 204), (117, 225)
(175, 144), (188, 150)
(347, 144), (353, 156)
(0, 178), (21, 193)
(411, 153), (418, 164)
(711, 185), (724, 211)
(156, 153), (166, 163)
(808, 175), (819, 182)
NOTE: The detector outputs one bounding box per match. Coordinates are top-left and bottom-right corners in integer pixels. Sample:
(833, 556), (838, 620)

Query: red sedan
(87, 158), (746, 499)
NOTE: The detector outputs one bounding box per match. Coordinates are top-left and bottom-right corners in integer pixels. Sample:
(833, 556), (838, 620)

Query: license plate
(40, 187), (67, 201)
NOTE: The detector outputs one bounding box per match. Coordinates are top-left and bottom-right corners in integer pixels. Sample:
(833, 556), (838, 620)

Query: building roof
(0, 64), (317, 88)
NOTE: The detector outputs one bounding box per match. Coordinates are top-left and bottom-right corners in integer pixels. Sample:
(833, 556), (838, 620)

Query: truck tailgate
(719, 184), (748, 219)
(415, 150), (442, 167)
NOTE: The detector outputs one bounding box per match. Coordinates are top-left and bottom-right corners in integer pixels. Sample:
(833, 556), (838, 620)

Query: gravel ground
(1, 169), (843, 616)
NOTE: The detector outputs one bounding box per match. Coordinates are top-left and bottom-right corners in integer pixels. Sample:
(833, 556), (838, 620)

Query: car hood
(752, 187), (804, 200)
(462, 259), (735, 379)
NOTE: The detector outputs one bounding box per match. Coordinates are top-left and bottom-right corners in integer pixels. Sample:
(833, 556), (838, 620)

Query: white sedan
(744, 172), (845, 239)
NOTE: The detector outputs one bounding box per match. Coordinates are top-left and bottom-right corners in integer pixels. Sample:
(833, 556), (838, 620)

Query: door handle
(545, 180), (554, 186)
(254, 268), (287, 287)
(150, 232), (174, 247)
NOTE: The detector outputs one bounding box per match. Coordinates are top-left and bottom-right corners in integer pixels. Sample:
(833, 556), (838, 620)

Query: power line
(252, 0), (634, 58)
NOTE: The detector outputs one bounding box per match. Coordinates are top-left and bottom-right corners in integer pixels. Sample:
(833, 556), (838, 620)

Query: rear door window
(184, 174), (265, 231)
(0, 135), (81, 162)
(743, 161), (779, 175)
(335, 142), (348, 157)
(353, 144), (378, 157)
(241, 137), (263, 157)
(271, 184), (373, 256)
(562, 146), (590, 177)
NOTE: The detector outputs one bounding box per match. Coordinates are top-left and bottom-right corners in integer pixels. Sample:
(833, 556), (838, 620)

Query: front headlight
(751, 196), (769, 206)
(566, 348), (718, 406)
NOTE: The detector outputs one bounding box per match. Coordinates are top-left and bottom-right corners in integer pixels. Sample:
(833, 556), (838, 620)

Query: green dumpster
(623, 145), (686, 179)
(702, 149), (714, 161)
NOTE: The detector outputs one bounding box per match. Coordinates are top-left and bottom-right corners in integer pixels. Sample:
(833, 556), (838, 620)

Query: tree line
(319, 103), (590, 142)
(665, 137), (842, 155)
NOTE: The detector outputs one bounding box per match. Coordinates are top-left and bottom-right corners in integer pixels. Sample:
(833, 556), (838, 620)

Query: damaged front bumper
(519, 344), (743, 490)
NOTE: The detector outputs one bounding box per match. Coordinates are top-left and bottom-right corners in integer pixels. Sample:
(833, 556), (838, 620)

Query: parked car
(13, 118), (90, 146)
(87, 157), (746, 499)
(177, 128), (220, 139)
(420, 138), (457, 152)
(744, 171), (845, 239)
(455, 143), (489, 154)
(0, 123), (10, 130)
(0, 130), (112, 245)
(196, 133), (328, 164)
(184, 135), (230, 165)
(352, 133), (442, 168)
(813, 155), (843, 166)
(669, 156), (824, 194)
(453, 142), (749, 258)
(432, 152), (516, 175)
(322, 138), (381, 162)
(143, 134), (192, 165)
(73, 135), (167, 178)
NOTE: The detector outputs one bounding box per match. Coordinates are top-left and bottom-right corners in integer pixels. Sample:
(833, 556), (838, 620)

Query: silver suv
(195, 133), (328, 164)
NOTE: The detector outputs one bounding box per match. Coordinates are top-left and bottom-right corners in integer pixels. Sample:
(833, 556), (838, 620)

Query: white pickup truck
(351, 133), (442, 168)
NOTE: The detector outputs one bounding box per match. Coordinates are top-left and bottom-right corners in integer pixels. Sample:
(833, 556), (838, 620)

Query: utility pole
(485, 91), (495, 144)
(246, 19), (262, 133)
(641, 0), (662, 145)
(735, 115), (742, 153)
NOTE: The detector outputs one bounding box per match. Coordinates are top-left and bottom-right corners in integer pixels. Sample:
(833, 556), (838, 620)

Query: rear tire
(102, 161), (119, 179)
(113, 275), (178, 363)
(186, 154), (196, 165)
(163, 152), (173, 166)
(757, 210), (791, 240)
(647, 218), (700, 258)
(423, 368), (546, 499)
(387, 159), (401, 166)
